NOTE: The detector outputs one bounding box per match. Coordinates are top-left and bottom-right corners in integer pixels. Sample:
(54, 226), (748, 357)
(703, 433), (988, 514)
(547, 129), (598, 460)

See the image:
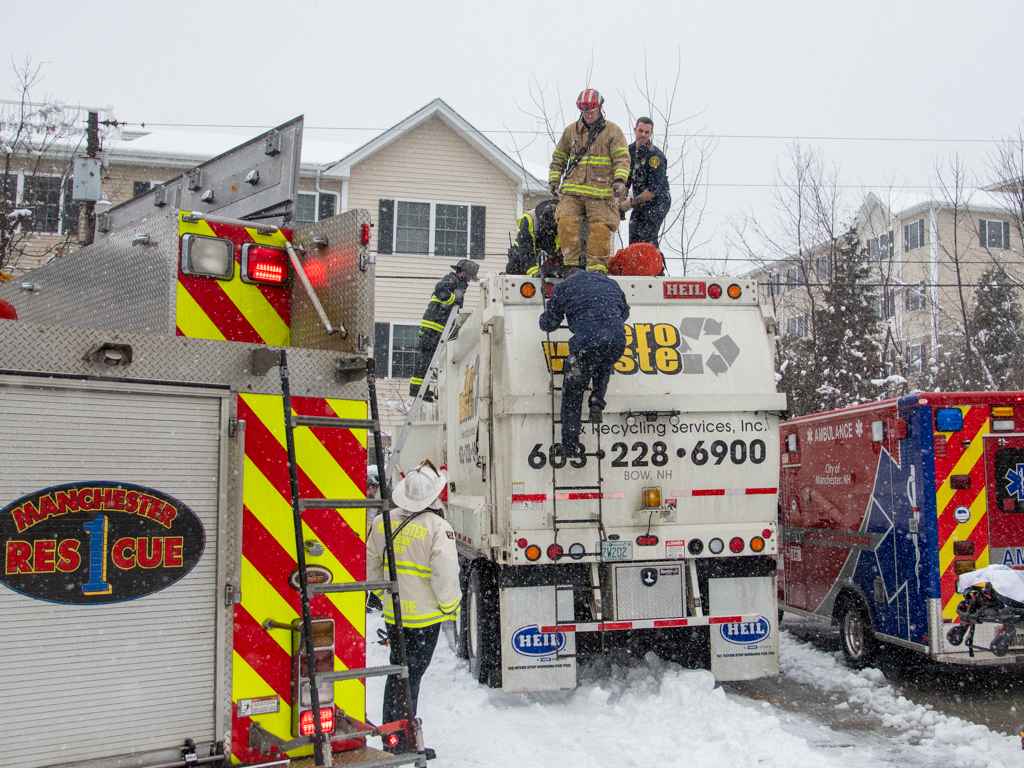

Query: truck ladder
(248, 353), (426, 768)
(539, 273), (610, 652)
(384, 309), (460, 486)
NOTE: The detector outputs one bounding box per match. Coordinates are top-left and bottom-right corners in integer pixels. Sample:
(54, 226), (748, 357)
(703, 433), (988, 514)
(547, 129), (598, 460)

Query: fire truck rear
(395, 274), (785, 692)
(779, 393), (1024, 666)
(0, 120), (390, 768)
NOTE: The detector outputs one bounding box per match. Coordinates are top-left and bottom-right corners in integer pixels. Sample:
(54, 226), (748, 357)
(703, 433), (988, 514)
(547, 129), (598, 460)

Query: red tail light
(299, 706), (334, 736)
(708, 284), (723, 299)
(386, 733), (400, 748)
(729, 537), (744, 553)
(241, 244), (289, 285)
(547, 544), (563, 560)
(361, 224), (371, 245)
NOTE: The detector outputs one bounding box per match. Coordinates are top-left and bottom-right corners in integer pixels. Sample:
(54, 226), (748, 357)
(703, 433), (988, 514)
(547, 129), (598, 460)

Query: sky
(4, 0), (1023, 272)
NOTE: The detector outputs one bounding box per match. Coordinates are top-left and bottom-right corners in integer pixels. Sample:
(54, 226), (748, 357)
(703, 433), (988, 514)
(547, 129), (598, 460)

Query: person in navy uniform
(621, 117), (671, 254)
(538, 270), (630, 456)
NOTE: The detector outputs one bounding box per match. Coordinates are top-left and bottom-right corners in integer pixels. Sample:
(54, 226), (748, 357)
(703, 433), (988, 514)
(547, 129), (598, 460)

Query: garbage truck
(393, 273), (786, 692)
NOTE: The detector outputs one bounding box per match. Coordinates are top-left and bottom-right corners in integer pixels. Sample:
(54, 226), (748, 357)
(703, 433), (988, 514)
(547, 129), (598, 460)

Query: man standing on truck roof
(409, 259), (479, 401)
(366, 460), (460, 755)
(505, 198), (562, 276)
(621, 117), (671, 255)
(539, 270), (630, 456)
(549, 89), (631, 274)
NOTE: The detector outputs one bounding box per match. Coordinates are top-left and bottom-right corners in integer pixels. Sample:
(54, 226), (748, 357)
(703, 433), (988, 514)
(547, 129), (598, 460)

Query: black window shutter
(904, 224), (910, 252)
(1004, 221), (1011, 249)
(918, 219), (925, 247)
(378, 199), (395, 254)
(374, 323), (391, 378)
(470, 205), (486, 259)
(979, 219), (987, 246)
(319, 194), (336, 221)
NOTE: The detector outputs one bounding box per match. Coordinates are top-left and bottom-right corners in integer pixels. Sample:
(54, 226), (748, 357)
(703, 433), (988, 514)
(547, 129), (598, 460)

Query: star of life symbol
(855, 421), (864, 437)
(1005, 463), (1024, 500)
(806, 430), (814, 444)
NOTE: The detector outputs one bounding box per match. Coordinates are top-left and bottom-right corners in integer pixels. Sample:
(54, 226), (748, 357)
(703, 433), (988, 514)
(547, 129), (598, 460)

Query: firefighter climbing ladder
(539, 274), (609, 647)
(384, 310), (460, 486)
(248, 352), (426, 768)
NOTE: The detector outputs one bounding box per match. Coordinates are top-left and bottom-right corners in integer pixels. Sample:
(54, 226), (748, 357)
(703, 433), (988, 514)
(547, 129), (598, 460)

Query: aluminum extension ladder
(247, 353), (427, 768)
(384, 310), (460, 486)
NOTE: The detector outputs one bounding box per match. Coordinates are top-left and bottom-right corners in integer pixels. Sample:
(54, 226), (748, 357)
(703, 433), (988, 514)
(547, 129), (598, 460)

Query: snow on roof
(105, 128), (359, 171)
(859, 188), (1013, 223)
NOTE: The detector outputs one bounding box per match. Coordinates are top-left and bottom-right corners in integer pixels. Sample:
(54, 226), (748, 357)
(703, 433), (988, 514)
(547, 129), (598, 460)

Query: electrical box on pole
(72, 158), (103, 201)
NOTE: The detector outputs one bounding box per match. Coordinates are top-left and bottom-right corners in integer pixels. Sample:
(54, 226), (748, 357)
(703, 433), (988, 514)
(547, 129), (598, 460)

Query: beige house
(750, 190), (1024, 388)
(5, 99), (548, 436)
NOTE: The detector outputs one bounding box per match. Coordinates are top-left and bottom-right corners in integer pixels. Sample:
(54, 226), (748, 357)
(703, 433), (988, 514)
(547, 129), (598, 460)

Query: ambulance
(779, 393), (1024, 666)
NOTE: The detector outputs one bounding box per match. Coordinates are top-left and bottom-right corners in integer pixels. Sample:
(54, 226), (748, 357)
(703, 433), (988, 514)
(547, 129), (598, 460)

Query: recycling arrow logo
(678, 317), (741, 376)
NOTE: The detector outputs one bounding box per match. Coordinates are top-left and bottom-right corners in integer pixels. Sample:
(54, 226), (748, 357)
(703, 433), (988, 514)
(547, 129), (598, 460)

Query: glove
(613, 181), (626, 200)
(620, 199), (633, 213)
(454, 288), (465, 302)
(549, 180), (560, 196)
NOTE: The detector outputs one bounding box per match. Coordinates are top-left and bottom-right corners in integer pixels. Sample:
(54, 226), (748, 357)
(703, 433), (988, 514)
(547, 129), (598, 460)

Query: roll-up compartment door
(0, 377), (225, 768)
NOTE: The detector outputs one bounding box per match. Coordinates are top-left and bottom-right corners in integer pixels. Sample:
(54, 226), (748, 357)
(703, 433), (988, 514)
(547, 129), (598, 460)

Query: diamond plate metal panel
(0, 321), (366, 400)
(290, 209), (374, 354)
(0, 211), (180, 335)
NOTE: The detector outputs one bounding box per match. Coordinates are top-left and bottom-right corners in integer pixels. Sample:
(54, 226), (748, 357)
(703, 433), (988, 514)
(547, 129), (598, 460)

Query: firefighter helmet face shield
(576, 89), (604, 112)
(181, 234), (234, 280)
(451, 259), (479, 281)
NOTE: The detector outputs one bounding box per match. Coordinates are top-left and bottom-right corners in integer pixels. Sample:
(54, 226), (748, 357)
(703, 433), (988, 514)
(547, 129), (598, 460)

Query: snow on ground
(365, 613), (1021, 767)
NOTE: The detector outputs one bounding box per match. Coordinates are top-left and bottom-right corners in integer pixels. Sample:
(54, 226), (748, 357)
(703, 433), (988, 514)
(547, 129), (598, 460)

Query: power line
(129, 121), (1007, 145)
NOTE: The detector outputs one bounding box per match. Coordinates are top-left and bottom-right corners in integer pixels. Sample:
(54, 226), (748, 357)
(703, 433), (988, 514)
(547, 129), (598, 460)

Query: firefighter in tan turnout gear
(366, 460), (460, 751)
(549, 89), (630, 273)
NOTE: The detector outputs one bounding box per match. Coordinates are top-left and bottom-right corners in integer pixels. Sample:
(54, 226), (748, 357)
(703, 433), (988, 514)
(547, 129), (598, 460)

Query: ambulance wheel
(468, 561), (502, 687)
(839, 603), (877, 668)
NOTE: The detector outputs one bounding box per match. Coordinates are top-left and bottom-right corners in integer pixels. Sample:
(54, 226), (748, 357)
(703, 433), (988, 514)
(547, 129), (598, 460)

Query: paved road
(731, 614), (1024, 739)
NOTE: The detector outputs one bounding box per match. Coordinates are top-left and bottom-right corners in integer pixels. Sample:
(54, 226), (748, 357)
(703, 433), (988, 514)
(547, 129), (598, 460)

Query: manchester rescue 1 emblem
(1, 481), (205, 604)
(649, 156), (660, 168)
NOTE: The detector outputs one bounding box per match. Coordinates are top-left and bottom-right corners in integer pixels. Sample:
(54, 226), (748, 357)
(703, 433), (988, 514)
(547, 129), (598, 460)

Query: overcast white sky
(5, 0), (1022, 271)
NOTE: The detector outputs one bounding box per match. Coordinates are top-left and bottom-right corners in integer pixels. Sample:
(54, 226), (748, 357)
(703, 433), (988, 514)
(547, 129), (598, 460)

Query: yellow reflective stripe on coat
(382, 608), (455, 627)
(420, 319), (445, 332)
(526, 266), (539, 275)
(576, 156), (612, 165)
(561, 183), (615, 197)
(552, 149), (568, 159)
(430, 293), (456, 306)
(611, 146), (629, 159)
(614, 168), (629, 179)
(549, 171), (562, 181)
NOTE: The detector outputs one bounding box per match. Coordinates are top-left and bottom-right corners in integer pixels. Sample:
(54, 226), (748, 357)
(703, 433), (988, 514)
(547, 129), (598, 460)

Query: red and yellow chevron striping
(176, 214), (291, 345)
(231, 393), (369, 764)
(934, 405), (991, 619)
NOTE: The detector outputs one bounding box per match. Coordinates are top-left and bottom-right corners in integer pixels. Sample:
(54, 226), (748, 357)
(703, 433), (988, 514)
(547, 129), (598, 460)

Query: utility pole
(81, 111), (99, 246)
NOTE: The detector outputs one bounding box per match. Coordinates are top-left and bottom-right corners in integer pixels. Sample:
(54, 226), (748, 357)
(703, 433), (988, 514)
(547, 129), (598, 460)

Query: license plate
(601, 540), (633, 561)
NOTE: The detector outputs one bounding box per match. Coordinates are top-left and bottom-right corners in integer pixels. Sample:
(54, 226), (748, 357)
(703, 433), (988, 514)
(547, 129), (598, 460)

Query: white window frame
(6, 172), (77, 235)
(766, 272), (781, 297)
(393, 198), (475, 258)
(905, 280), (926, 313)
(382, 322), (420, 380)
(979, 219), (1011, 250)
(904, 219), (925, 252)
(906, 342), (925, 374)
(786, 313), (808, 338)
(295, 191), (338, 229)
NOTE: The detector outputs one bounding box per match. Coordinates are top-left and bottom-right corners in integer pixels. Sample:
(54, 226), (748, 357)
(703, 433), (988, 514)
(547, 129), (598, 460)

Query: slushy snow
(366, 614), (1021, 767)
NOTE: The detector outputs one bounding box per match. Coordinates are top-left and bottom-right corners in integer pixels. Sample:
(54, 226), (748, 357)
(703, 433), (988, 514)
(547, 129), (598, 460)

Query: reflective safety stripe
(561, 183), (614, 197)
(526, 266), (539, 275)
(576, 156), (612, 165)
(614, 168), (629, 179)
(611, 146), (629, 159)
(437, 596), (460, 613)
(410, 377), (424, 386)
(552, 149), (568, 159)
(549, 171), (562, 180)
(382, 607), (455, 627)
(587, 265), (609, 273)
(420, 319), (445, 332)
(430, 293), (456, 306)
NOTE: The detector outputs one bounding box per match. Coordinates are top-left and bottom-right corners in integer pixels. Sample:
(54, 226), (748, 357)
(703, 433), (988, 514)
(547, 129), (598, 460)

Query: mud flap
(709, 576), (780, 680)
(499, 585), (576, 693)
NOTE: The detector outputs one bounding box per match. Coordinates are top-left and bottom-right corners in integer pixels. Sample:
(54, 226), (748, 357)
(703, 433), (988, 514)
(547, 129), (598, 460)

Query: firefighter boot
(585, 221), (614, 273)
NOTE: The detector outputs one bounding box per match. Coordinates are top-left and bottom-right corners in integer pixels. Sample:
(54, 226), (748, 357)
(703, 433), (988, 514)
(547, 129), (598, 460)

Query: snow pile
(367, 615), (835, 768)
(780, 632), (1020, 767)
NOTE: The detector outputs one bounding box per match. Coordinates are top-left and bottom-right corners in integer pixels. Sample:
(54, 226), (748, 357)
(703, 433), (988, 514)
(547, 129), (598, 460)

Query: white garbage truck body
(396, 273), (785, 693)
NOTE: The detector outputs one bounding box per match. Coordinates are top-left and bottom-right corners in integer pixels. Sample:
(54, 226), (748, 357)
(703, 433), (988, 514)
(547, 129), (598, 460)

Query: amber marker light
(727, 284), (742, 299)
(520, 282), (536, 298)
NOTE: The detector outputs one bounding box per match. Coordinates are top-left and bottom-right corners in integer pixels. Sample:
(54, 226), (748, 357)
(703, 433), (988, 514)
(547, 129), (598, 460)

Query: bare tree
(988, 126), (1024, 252)
(620, 51), (716, 274)
(0, 58), (88, 276)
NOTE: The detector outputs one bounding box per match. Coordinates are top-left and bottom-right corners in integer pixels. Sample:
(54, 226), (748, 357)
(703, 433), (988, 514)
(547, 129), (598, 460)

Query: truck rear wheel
(839, 602), (877, 668)
(467, 561), (501, 687)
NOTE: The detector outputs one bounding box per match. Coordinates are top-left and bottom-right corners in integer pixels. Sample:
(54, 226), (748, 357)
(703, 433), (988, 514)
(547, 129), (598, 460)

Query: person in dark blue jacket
(621, 117), (671, 255)
(538, 271), (630, 455)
